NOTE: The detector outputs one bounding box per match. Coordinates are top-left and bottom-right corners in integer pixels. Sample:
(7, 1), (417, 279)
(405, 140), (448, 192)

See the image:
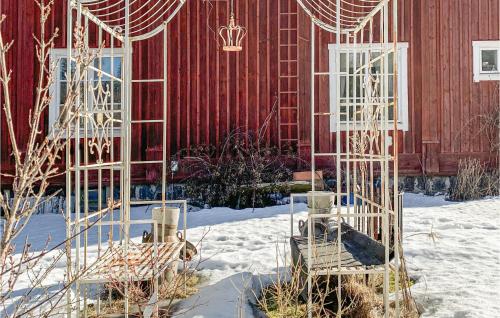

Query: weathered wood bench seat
(290, 222), (391, 275)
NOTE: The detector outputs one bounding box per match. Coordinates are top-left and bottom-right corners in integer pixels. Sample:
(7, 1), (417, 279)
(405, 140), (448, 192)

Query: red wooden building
(0, 0), (499, 184)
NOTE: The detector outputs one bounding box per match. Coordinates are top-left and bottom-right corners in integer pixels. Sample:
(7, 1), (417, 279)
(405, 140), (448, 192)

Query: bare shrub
(256, 259), (307, 318)
(447, 158), (499, 201)
(478, 108), (500, 153)
(476, 83), (499, 153)
(181, 99), (296, 209)
(256, 241), (420, 318)
(0, 1), (105, 316)
(458, 83), (499, 153)
(395, 242), (420, 318)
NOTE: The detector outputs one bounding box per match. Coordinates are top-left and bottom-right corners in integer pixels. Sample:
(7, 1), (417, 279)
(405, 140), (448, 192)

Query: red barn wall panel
(0, 0), (499, 185)
(297, 0), (499, 176)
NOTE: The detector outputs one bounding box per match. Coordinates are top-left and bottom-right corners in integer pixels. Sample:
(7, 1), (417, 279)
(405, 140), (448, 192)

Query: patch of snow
(5, 194), (500, 317)
(402, 194), (500, 318)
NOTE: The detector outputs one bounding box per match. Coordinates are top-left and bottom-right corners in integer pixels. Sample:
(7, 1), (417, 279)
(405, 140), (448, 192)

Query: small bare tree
(0, 1), (104, 316)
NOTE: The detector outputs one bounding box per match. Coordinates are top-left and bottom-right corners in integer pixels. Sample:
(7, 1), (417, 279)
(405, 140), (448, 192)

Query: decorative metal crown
(218, 14), (247, 52)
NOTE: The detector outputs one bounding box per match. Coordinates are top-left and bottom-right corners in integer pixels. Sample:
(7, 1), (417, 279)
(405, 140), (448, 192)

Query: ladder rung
(280, 12), (298, 15)
(279, 106), (298, 109)
(131, 79), (164, 83)
(131, 119), (164, 123)
(280, 28), (298, 31)
(280, 123), (298, 126)
(279, 75), (298, 78)
(279, 59), (298, 63)
(280, 44), (298, 47)
(131, 160), (163, 165)
(280, 91), (298, 94)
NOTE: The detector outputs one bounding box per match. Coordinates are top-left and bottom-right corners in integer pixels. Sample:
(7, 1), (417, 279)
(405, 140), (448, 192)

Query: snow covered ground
(6, 194), (500, 317)
(402, 195), (500, 318)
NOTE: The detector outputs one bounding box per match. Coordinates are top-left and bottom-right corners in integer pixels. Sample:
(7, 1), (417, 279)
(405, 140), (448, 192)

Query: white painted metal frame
(65, 1), (187, 317)
(295, 1), (401, 317)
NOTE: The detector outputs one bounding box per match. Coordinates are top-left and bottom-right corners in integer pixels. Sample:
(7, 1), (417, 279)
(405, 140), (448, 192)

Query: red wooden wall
(0, 0), (499, 185)
(297, 0), (500, 175)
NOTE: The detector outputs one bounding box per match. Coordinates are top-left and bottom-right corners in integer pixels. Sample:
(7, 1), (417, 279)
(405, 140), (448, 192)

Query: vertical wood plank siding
(298, 0), (499, 175)
(0, 0), (498, 183)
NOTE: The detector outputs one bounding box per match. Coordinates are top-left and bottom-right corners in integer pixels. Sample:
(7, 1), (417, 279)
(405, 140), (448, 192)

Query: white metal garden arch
(289, 0), (402, 317)
(64, 1), (188, 317)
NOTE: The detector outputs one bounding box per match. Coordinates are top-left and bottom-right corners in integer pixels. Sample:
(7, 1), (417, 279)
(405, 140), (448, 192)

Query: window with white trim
(49, 49), (123, 135)
(472, 41), (500, 82)
(328, 43), (409, 131)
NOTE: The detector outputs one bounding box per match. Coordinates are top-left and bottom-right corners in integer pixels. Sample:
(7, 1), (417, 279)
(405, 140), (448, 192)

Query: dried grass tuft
(257, 264), (420, 317)
(256, 257), (307, 318)
(448, 158), (499, 201)
(343, 277), (384, 318)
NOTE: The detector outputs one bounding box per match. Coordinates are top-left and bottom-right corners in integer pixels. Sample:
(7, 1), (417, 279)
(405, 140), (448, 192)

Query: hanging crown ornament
(218, 0), (246, 51)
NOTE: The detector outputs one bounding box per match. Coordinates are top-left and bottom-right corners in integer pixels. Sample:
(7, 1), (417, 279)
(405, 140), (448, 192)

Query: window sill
(333, 122), (409, 132)
(48, 128), (122, 139)
(474, 73), (500, 82)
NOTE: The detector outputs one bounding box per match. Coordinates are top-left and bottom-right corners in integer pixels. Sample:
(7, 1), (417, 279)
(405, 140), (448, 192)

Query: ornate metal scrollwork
(86, 74), (114, 163)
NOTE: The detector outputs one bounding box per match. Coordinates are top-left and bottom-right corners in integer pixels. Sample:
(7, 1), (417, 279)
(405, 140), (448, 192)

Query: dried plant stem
(1, 1), (104, 317)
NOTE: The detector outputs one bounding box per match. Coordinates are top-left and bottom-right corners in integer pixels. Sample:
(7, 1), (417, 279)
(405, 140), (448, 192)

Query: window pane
(94, 56), (123, 79)
(337, 49), (401, 124)
(113, 104), (121, 128)
(95, 57), (110, 79)
(60, 58), (78, 80)
(369, 52), (381, 74)
(60, 82), (67, 104)
(340, 105), (347, 121)
(54, 52), (123, 134)
(61, 82), (84, 105)
(113, 82), (122, 103)
(388, 75), (394, 97)
(58, 105), (65, 125)
(388, 105), (394, 121)
(481, 50), (498, 72)
(340, 52), (347, 72)
(340, 76), (347, 98)
(339, 53), (366, 101)
(388, 52), (394, 73)
(60, 58), (67, 79)
(113, 57), (122, 78)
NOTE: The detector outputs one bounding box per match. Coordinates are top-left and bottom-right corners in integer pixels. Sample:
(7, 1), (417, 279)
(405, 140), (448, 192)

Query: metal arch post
(392, 0), (401, 316)
(307, 21), (315, 318)
(123, 0), (131, 316)
(334, 0), (343, 316)
(65, 1), (73, 317)
(74, 3), (83, 317)
(162, 24), (168, 227)
(383, 2), (390, 317)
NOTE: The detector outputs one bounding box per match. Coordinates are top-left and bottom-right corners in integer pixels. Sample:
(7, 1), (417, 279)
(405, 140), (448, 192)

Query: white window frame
(328, 42), (409, 131)
(48, 48), (124, 137)
(472, 41), (500, 82)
